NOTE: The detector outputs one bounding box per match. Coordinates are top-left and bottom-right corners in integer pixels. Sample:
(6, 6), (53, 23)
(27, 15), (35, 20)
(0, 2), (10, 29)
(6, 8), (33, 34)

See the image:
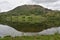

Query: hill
(0, 5), (53, 15)
(0, 5), (60, 32)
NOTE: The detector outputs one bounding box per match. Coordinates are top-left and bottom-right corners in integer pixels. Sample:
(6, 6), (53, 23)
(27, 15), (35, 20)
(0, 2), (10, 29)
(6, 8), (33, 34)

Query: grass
(0, 34), (60, 40)
(6, 15), (46, 23)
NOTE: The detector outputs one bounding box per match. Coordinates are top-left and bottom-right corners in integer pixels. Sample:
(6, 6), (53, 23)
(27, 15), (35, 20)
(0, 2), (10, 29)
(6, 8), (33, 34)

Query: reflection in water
(0, 24), (60, 37)
(0, 24), (22, 37)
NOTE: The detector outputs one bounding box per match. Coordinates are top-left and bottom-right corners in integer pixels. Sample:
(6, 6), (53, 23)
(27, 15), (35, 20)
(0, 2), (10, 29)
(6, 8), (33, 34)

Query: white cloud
(0, 0), (60, 12)
(32, 0), (60, 10)
(32, 0), (58, 3)
(0, 1), (12, 12)
(0, 0), (31, 12)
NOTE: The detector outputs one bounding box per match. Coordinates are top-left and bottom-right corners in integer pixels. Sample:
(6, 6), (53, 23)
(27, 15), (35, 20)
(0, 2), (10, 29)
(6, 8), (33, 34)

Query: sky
(0, 0), (60, 12)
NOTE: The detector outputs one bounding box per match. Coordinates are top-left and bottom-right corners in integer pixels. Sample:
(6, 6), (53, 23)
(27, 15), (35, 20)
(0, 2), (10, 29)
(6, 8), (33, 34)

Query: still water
(0, 24), (60, 37)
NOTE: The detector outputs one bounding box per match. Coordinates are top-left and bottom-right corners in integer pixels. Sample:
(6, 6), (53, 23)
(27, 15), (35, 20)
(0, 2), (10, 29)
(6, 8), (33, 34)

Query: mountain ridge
(0, 5), (53, 15)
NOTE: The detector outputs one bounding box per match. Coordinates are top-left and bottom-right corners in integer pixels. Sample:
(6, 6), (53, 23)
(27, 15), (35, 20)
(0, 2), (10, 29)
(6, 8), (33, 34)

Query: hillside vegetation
(0, 5), (60, 32)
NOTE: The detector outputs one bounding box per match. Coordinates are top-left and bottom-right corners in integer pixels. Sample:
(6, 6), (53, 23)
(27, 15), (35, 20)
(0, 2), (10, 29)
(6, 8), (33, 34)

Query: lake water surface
(0, 24), (60, 37)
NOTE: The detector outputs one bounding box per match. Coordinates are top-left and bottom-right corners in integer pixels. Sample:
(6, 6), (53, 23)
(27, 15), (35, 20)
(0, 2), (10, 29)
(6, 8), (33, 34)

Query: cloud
(0, 1), (13, 12)
(0, 0), (60, 12)
(31, 0), (60, 10)
(39, 0), (60, 10)
(0, 0), (31, 12)
(32, 0), (58, 3)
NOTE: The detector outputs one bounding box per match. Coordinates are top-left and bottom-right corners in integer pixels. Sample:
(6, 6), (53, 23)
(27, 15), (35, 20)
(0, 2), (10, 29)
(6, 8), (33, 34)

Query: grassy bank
(0, 34), (60, 40)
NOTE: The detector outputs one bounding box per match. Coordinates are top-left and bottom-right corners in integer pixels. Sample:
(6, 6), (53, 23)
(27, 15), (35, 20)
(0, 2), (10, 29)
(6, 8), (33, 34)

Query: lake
(0, 24), (60, 37)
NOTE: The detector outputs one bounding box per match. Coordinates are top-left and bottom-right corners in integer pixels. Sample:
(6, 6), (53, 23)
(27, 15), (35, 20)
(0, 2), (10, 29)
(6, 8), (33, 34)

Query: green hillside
(0, 5), (60, 32)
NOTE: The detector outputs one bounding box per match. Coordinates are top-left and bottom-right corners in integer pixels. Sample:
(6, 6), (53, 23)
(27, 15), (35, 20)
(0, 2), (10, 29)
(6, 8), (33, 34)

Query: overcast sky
(0, 0), (60, 12)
